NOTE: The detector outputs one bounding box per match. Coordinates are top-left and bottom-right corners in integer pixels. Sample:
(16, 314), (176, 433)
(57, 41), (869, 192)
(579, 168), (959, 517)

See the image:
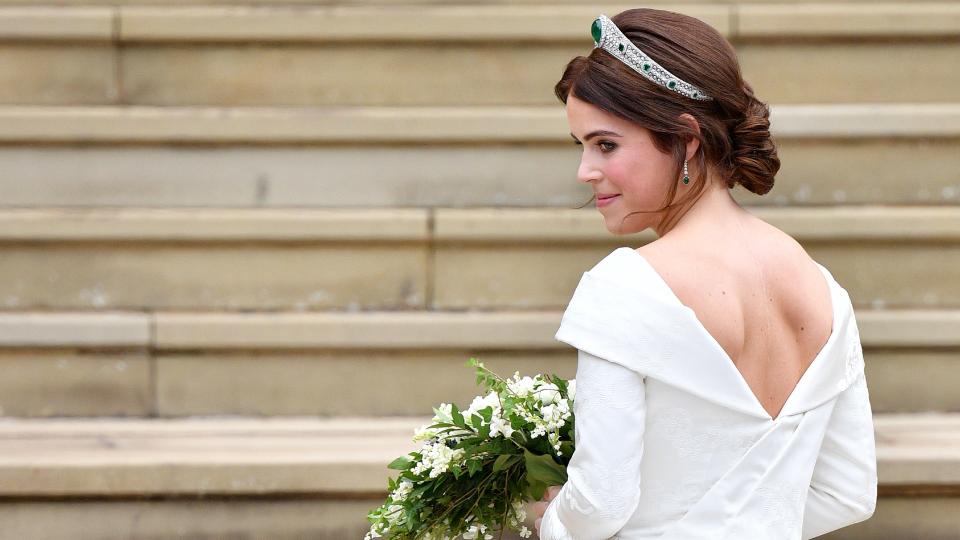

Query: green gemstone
(683, 176), (690, 184)
(642, 63), (651, 72)
(667, 80), (677, 89)
(618, 43), (625, 52)
(591, 19), (602, 44)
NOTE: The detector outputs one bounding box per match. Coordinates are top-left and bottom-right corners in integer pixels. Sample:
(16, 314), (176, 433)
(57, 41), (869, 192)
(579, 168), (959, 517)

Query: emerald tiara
(591, 13), (713, 102)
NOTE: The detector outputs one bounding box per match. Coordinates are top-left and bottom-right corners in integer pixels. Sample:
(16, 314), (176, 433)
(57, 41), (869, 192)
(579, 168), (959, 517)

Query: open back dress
(539, 247), (878, 540)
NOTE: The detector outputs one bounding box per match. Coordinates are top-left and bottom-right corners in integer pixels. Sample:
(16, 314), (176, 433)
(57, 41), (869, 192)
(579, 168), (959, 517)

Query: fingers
(532, 485), (563, 537)
(538, 485), (562, 503)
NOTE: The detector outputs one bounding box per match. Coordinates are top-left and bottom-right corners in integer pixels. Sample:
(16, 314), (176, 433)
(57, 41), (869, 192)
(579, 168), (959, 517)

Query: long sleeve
(539, 349), (646, 540)
(801, 370), (878, 539)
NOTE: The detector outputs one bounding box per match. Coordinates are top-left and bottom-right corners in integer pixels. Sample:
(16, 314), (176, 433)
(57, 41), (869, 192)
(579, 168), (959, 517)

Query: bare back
(637, 218), (834, 420)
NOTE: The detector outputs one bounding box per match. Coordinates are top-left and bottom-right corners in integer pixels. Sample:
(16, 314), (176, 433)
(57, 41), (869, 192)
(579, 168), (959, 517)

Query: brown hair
(556, 8), (779, 224)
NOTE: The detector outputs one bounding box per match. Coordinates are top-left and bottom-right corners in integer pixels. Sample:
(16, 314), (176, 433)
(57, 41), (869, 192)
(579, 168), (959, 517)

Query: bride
(530, 9), (877, 540)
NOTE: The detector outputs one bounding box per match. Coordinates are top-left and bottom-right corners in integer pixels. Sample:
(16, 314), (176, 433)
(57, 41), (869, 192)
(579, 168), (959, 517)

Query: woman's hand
(531, 485), (563, 537)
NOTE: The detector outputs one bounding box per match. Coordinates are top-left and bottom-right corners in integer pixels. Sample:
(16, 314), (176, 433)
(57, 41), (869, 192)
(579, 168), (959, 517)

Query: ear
(677, 113), (702, 161)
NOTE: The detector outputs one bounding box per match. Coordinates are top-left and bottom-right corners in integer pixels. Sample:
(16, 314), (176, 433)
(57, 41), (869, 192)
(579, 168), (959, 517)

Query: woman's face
(566, 93), (680, 235)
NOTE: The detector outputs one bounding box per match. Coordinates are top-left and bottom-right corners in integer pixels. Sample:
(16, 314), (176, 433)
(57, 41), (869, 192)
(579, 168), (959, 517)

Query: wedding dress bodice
(540, 247), (877, 540)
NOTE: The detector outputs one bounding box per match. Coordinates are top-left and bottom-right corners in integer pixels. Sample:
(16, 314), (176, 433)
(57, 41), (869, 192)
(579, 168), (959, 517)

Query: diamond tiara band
(591, 14), (713, 102)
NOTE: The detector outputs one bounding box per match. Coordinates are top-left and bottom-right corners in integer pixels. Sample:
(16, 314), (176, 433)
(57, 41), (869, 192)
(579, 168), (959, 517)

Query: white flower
(410, 441), (465, 479)
(463, 523), (493, 540)
(508, 373), (537, 398)
(489, 414), (514, 438)
(512, 499), (527, 521)
(384, 503), (405, 526)
(568, 379), (576, 401)
(549, 431), (563, 454)
(536, 382), (561, 405)
(515, 393), (572, 446)
(465, 390), (501, 420)
(391, 478), (413, 502)
(432, 402), (453, 423)
(540, 399), (570, 425)
(540, 403), (554, 419)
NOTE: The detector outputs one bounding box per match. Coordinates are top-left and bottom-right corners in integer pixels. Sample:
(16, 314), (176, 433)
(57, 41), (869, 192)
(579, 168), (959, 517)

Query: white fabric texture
(539, 247), (877, 540)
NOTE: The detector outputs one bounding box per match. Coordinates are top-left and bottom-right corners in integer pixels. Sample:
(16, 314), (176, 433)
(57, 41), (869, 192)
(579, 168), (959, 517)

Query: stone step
(1, 0), (949, 5)
(5, 104), (955, 143)
(0, 104), (958, 207)
(0, 414), (955, 539)
(1, 4), (958, 106)
(0, 207), (958, 312)
(1, 0), (953, 4)
(0, 307), (957, 417)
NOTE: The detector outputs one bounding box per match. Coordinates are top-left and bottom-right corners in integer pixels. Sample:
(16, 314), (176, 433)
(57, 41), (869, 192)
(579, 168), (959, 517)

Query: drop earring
(682, 160), (690, 184)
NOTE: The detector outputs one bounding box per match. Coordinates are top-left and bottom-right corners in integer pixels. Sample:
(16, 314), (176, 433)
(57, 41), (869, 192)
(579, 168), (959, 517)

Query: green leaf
(492, 454), (512, 472)
(387, 456), (414, 470)
(523, 448), (567, 486)
(467, 458), (482, 477)
(522, 477), (547, 501)
(405, 506), (416, 531)
(451, 403), (465, 428)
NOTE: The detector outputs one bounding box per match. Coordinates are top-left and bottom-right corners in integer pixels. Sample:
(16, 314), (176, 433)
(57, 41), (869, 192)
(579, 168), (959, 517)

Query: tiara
(591, 14), (713, 101)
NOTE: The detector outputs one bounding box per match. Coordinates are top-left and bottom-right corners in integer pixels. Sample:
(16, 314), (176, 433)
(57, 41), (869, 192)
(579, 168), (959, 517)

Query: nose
(577, 155), (601, 184)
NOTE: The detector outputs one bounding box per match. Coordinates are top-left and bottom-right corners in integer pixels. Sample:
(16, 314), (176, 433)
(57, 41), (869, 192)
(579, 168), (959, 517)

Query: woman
(530, 9), (877, 540)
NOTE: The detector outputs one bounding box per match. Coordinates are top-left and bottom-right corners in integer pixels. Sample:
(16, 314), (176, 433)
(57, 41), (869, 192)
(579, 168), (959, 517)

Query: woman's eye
(572, 140), (616, 153)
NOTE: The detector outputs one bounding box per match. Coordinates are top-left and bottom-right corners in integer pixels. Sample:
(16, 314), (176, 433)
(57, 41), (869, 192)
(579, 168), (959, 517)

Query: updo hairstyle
(555, 8), (780, 214)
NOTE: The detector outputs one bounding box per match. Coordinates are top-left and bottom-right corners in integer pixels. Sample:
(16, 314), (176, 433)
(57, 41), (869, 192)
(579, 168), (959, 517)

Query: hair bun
(730, 95), (780, 195)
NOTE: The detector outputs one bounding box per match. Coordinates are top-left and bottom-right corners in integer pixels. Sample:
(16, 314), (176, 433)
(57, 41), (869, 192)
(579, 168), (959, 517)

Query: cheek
(607, 153), (666, 200)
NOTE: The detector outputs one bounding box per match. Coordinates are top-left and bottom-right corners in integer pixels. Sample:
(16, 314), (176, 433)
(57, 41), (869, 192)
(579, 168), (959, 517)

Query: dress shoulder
(553, 248), (686, 379)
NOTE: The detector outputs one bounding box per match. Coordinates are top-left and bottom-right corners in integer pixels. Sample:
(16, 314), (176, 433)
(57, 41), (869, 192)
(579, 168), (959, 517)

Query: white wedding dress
(539, 247), (877, 540)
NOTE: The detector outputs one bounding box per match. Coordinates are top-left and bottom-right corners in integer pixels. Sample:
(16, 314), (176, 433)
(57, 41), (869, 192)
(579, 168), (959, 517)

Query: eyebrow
(570, 129), (622, 142)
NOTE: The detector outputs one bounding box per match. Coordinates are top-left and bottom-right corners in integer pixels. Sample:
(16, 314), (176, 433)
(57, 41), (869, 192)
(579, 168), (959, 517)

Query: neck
(653, 170), (751, 239)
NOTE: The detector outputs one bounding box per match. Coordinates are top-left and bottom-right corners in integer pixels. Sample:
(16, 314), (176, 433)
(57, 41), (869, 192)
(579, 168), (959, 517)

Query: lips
(597, 194), (620, 200)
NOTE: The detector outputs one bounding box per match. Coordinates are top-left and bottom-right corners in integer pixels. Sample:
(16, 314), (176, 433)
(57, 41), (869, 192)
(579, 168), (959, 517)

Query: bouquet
(364, 357), (576, 539)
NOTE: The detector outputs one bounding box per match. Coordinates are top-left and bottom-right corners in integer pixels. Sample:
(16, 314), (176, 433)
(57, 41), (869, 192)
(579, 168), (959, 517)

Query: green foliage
(523, 447), (568, 486)
(493, 454), (520, 472)
(364, 356), (577, 539)
(451, 403), (465, 428)
(387, 456), (414, 471)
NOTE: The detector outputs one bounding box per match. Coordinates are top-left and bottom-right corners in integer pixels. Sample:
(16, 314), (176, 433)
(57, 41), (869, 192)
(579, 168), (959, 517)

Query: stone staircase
(0, 414), (958, 539)
(0, 1), (958, 538)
